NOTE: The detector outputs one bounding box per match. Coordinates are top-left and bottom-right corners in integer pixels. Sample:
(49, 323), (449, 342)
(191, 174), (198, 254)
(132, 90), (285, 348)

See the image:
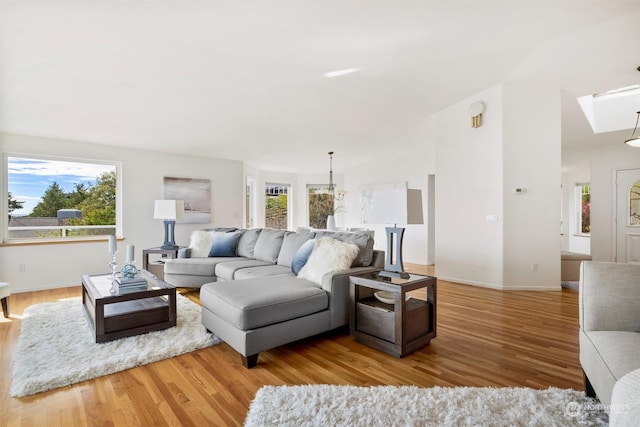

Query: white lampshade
(153, 200), (185, 220)
(366, 189), (424, 225)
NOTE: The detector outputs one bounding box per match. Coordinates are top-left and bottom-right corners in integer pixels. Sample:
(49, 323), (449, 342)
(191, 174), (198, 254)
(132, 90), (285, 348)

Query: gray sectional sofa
(579, 261), (640, 411)
(164, 227), (384, 367)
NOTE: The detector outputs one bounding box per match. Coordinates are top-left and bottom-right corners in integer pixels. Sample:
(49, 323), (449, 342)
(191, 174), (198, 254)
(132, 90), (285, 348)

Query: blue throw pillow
(291, 239), (316, 275)
(209, 231), (242, 257)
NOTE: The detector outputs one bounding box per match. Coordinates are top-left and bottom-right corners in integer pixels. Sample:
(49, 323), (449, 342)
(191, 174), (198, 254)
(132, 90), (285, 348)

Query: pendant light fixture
(625, 111), (640, 147)
(328, 151), (345, 201)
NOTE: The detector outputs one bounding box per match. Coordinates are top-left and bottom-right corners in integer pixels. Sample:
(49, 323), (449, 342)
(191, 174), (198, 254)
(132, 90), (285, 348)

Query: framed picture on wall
(163, 177), (211, 224)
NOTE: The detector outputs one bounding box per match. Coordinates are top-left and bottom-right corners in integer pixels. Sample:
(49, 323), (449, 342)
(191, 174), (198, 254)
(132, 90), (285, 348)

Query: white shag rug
(245, 385), (609, 426)
(10, 294), (220, 397)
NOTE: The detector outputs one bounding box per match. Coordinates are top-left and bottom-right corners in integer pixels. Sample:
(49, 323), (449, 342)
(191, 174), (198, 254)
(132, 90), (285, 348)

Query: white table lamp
(366, 189), (423, 279)
(154, 200), (185, 250)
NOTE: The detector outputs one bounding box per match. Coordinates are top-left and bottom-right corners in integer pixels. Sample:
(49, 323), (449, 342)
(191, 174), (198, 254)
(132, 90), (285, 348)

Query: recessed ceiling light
(323, 68), (359, 78)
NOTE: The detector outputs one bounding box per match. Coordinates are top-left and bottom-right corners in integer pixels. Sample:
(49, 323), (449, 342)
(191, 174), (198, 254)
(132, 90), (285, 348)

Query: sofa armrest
(320, 266), (381, 329)
(177, 247), (191, 258)
(580, 261), (640, 332)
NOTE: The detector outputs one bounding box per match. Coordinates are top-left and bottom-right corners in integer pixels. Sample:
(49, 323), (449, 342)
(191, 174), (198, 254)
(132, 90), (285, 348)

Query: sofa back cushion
(209, 230), (243, 257)
(253, 229), (285, 263)
(315, 231), (374, 267)
(237, 228), (261, 258)
(277, 231), (315, 268)
(188, 230), (214, 258)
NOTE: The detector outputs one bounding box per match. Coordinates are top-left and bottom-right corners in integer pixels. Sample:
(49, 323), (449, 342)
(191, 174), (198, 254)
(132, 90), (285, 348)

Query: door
(616, 169), (640, 263)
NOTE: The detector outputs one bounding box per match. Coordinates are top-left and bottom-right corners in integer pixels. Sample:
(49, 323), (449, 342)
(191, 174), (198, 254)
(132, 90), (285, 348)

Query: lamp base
(379, 270), (410, 280)
(161, 220), (178, 250)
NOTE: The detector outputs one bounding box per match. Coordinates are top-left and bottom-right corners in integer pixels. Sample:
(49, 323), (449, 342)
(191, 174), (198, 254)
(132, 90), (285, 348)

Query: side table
(142, 247), (182, 280)
(349, 271), (437, 357)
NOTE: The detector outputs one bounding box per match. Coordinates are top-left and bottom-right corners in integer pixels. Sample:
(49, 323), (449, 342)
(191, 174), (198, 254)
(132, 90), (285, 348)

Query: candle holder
(109, 251), (118, 283)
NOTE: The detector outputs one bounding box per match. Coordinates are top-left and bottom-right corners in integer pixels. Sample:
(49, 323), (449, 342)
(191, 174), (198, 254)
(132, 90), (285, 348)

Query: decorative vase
(327, 215), (336, 231)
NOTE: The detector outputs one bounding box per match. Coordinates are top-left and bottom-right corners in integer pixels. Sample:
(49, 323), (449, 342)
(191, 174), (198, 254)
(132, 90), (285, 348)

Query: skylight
(578, 85), (640, 134)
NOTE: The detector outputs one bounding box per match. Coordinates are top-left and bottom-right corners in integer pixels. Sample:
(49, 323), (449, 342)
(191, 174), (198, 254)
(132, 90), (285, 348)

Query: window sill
(0, 237), (125, 247)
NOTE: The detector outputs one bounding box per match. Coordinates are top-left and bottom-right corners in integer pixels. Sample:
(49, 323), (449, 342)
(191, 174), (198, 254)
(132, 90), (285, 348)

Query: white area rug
(10, 294), (220, 397)
(245, 385), (608, 426)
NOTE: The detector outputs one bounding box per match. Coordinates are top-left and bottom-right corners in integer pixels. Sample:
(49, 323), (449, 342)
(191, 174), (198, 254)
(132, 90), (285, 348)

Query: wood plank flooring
(0, 265), (584, 426)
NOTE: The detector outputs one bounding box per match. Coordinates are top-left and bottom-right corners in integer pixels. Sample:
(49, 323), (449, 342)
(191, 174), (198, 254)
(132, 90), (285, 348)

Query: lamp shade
(366, 189), (424, 225)
(153, 200), (185, 220)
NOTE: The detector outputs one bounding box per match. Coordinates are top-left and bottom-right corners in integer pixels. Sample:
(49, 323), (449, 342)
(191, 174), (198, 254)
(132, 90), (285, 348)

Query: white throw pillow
(297, 237), (359, 285)
(189, 230), (213, 258)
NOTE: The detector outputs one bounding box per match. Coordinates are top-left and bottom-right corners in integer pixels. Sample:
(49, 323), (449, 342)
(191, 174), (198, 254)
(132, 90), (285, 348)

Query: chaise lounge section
(164, 227), (383, 367)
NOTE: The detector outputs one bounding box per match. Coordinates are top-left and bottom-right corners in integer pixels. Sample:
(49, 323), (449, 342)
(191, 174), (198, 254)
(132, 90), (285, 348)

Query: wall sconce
(469, 101), (485, 128)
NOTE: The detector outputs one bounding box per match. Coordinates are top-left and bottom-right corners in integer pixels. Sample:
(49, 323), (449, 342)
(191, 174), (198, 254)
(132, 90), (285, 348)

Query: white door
(616, 169), (640, 263)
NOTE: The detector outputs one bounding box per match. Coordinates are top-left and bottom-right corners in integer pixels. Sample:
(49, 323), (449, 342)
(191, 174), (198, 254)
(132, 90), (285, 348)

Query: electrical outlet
(532, 263), (538, 271)
(18, 264), (26, 272)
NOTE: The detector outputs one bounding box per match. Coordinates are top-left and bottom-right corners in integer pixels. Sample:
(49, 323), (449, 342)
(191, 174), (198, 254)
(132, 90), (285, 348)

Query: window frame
(3, 153), (122, 244)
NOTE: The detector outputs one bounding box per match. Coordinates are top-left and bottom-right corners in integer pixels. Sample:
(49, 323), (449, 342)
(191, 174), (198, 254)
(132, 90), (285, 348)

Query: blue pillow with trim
(209, 231), (242, 257)
(291, 239), (316, 275)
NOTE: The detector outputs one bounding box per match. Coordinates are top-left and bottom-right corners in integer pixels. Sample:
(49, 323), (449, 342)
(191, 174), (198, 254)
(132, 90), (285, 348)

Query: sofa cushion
(277, 231), (315, 268)
(188, 230), (214, 258)
(234, 265), (294, 280)
(253, 229), (285, 263)
(164, 256), (245, 277)
(237, 228), (262, 258)
(215, 259), (273, 281)
(315, 231), (373, 267)
(298, 237), (359, 285)
(200, 277), (328, 330)
(209, 230), (243, 257)
(291, 239), (316, 275)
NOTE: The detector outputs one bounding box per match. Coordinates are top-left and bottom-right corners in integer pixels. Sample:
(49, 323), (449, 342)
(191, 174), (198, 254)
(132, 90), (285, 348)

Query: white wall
(502, 83), (561, 289)
(342, 140), (435, 265)
(564, 144), (640, 262)
(434, 86), (505, 288)
(0, 133), (244, 292)
(434, 83), (561, 290)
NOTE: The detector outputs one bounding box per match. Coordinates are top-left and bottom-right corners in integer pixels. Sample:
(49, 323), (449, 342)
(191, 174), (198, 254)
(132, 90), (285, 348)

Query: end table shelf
(350, 272), (437, 357)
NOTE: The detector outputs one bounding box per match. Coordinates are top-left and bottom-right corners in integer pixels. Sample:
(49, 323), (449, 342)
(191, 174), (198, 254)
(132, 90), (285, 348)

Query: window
(265, 183), (290, 230)
(629, 180), (640, 226)
(576, 183), (590, 234)
(307, 185), (334, 229)
(6, 155), (118, 242)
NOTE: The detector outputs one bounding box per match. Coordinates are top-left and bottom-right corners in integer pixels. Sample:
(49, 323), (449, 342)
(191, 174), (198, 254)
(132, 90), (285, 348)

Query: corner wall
(434, 83), (561, 290)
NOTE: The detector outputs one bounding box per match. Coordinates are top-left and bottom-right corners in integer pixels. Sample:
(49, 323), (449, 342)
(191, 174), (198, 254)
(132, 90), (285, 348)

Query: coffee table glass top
(87, 270), (173, 299)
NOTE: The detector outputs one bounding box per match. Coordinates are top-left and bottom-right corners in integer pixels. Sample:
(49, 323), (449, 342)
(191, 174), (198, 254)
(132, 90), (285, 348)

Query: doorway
(615, 168), (640, 263)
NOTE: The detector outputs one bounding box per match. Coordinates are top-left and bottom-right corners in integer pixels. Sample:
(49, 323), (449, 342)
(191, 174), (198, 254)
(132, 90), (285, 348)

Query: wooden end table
(82, 269), (177, 343)
(142, 247), (182, 280)
(349, 271), (437, 357)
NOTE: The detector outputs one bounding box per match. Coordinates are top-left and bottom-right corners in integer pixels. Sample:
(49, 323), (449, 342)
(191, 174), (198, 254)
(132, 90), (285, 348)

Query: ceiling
(1, 1), (639, 173)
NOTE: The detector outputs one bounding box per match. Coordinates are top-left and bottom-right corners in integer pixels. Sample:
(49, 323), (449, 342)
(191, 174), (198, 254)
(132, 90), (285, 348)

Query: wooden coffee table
(82, 269), (177, 343)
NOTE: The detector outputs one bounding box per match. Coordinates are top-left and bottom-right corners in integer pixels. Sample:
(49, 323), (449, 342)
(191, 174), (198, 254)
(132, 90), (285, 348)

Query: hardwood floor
(1, 265), (584, 426)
